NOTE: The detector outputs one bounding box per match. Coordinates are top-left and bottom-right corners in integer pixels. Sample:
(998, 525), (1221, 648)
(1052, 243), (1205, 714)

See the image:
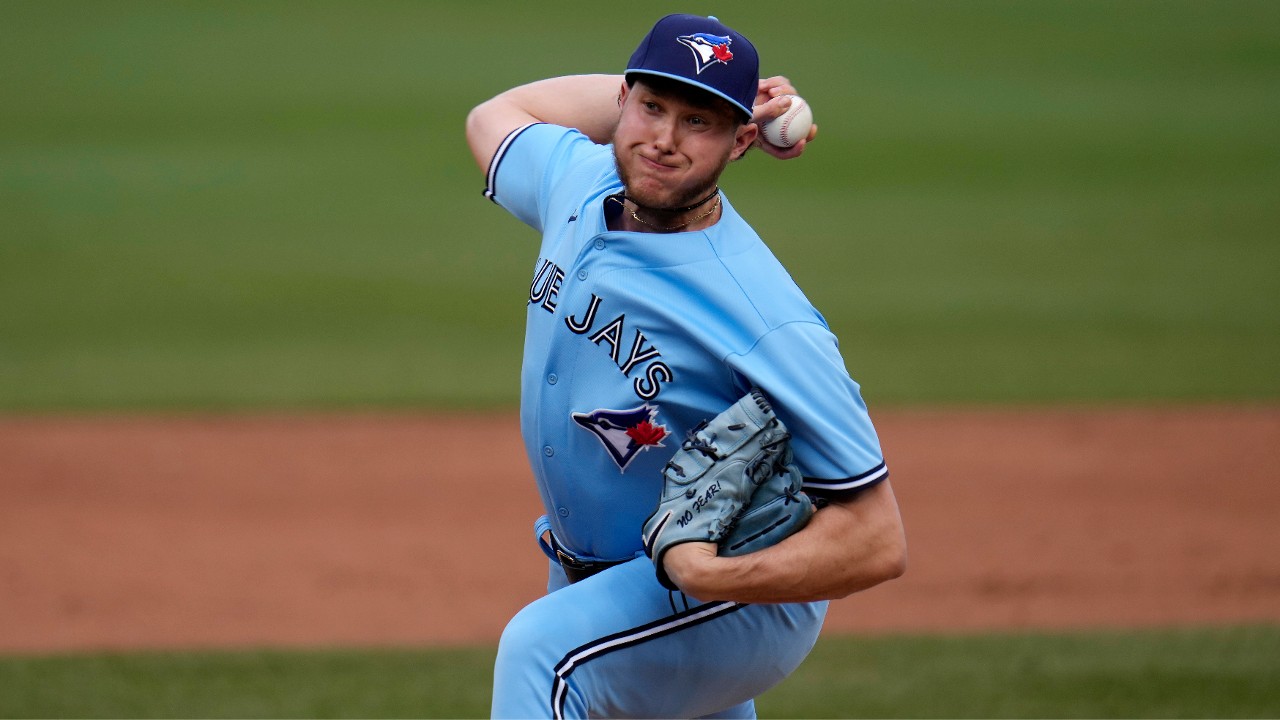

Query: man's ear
(618, 80), (630, 108)
(731, 123), (759, 161)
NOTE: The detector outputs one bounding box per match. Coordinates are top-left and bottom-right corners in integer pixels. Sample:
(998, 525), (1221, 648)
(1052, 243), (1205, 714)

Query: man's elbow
(464, 103), (493, 170)
(865, 526), (908, 589)
(465, 99), (495, 139)
(824, 544), (905, 602)
(881, 534), (908, 582)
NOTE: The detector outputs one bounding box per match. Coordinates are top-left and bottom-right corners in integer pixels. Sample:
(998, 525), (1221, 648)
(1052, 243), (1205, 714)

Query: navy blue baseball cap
(625, 14), (759, 122)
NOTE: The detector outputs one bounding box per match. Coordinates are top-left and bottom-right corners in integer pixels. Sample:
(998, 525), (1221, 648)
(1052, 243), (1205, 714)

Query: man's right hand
(750, 76), (818, 160)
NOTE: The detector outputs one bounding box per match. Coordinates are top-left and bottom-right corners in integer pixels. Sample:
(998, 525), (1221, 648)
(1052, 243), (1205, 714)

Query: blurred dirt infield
(2, 406), (1278, 654)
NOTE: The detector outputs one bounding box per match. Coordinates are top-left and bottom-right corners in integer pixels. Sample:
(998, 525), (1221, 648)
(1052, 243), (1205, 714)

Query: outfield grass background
(2, 628), (1278, 718)
(3, 0), (1277, 412)
(3, 1), (1278, 717)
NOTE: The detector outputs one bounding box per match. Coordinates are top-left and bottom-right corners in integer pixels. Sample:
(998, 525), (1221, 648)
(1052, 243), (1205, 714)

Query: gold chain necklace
(613, 192), (722, 232)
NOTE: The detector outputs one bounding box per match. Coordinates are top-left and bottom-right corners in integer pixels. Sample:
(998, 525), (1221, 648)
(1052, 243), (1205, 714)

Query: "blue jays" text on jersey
(487, 122), (888, 562)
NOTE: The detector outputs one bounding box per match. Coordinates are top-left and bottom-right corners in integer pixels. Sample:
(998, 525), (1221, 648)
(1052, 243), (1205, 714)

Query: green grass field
(3, 1), (1278, 717)
(3, 0), (1277, 411)
(2, 627), (1277, 718)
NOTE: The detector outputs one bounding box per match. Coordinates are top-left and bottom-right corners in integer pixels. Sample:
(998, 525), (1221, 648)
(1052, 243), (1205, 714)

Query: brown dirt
(2, 405), (1278, 654)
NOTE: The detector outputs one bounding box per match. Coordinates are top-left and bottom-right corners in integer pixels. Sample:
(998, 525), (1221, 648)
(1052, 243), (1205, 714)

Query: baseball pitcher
(465, 13), (907, 718)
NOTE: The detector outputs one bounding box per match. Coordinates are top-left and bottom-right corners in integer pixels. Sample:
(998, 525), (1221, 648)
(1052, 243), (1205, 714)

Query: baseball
(760, 95), (813, 148)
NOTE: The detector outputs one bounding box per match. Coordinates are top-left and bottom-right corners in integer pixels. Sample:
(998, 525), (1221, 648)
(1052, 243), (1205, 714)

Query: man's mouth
(637, 152), (678, 172)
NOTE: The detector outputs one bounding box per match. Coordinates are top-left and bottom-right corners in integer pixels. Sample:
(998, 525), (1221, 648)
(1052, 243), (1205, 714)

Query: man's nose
(652, 118), (677, 151)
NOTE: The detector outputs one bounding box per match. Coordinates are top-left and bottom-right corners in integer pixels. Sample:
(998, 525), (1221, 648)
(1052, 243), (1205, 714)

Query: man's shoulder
(487, 124), (617, 221)
(709, 203), (798, 283)
(506, 123), (612, 169)
(704, 203), (822, 326)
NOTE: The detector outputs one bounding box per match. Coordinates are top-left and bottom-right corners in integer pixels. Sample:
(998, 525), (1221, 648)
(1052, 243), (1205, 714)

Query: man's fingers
(752, 94), (794, 125)
(758, 75), (796, 97)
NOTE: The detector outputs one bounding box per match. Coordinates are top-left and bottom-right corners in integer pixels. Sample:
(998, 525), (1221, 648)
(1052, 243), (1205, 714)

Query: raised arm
(464, 74), (625, 173)
(465, 74), (819, 172)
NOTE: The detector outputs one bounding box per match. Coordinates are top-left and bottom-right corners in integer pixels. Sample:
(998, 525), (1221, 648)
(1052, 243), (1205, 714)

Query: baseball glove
(641, 389), (815, 590)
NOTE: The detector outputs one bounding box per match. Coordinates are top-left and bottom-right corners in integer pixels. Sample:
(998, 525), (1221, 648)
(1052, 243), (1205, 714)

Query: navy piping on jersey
(484, 122), (544, 203)
(802, 461), (889, 495)
(550, 600), (745, 719)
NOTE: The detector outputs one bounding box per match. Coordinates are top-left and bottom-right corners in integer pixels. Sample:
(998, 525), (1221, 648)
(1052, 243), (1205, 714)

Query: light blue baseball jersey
(486, 122), (888, 563)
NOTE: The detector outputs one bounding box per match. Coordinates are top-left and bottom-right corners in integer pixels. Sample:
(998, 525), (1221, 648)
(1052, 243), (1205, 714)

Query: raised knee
(495, 602), (563, 673)
(493, 604), (578, 718)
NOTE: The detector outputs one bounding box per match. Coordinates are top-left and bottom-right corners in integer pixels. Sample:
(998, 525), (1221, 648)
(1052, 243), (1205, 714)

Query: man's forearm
(666, 480), (908, 604)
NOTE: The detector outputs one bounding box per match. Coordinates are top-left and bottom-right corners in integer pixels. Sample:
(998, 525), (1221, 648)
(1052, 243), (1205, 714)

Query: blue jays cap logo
(626, 15), (759, 122)
(573, 403), (670, 471)
(677, 32), (734, 74)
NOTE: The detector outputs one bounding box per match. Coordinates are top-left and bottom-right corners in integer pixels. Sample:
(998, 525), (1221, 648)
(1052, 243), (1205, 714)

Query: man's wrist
(663, 542), (721, 597)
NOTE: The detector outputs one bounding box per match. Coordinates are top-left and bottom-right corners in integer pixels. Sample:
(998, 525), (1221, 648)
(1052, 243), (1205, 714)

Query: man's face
(613, 80), (756, 211)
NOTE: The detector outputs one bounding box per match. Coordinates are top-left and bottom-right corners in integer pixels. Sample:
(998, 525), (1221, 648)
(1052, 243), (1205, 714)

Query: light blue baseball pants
(491, 554), (826, 719)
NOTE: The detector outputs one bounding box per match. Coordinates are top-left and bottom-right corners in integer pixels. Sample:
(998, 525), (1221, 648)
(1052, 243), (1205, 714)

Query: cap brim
(625, 69), (754, 122)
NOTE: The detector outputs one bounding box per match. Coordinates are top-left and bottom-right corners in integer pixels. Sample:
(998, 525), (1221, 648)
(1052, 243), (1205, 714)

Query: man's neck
(606, 190), (722, 234)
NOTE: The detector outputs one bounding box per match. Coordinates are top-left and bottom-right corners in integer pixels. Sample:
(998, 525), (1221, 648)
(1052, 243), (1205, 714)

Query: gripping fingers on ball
(750, 94), (793, 132)
(755, 76), (796, 106)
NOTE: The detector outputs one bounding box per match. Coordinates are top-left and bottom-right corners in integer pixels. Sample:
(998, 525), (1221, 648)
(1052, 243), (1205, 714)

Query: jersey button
(577, 270), (588, 281)
(593, 238), (606, 250)
(543, 445), (555, 457)
(548, 373), (558, 385)
(557, 507), (570, 517)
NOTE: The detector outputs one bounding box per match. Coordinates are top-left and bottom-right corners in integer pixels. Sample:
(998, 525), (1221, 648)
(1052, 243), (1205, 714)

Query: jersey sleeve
(727, 322), (888, 498)
(482, 123), (603, 234)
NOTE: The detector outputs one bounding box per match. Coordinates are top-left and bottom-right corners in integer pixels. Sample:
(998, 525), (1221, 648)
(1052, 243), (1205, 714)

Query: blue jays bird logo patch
(677, 32), (734, 74)
(572, 404), (670, 471)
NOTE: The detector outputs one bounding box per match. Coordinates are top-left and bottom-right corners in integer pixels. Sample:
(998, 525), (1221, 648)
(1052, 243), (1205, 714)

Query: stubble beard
(613, 147), (729, 213)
